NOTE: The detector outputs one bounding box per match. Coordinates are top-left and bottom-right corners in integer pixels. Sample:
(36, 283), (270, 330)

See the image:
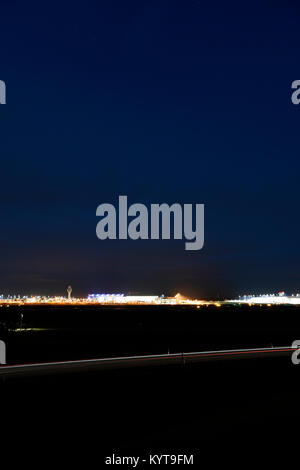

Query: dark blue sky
(0, 0), (300, 298)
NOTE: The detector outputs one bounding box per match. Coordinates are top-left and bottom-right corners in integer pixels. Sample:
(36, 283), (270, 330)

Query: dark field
(0, 303), (300, 363)
(1, 304), (299, 466)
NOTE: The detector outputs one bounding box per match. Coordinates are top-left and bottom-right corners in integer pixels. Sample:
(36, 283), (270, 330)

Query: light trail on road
(0, 346), (296, 378)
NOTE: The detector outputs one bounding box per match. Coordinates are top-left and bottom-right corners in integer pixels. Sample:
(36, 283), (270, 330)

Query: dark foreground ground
(1, 304), (300, 466)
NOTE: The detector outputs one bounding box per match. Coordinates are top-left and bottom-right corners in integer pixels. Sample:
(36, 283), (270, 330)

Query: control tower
(67, 285), (72, 301)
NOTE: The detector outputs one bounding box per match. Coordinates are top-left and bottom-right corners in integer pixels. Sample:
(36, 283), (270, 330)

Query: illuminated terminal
(87, 294), (159, 304)
(0, 291), (209, 306)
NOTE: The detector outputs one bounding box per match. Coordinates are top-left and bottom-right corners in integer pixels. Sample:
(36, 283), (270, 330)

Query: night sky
(1, 0), (300, 299)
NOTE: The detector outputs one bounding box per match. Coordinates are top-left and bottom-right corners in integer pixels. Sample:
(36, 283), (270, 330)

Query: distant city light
(0, 292), (207, 306)
(1, 291), (300, 306)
